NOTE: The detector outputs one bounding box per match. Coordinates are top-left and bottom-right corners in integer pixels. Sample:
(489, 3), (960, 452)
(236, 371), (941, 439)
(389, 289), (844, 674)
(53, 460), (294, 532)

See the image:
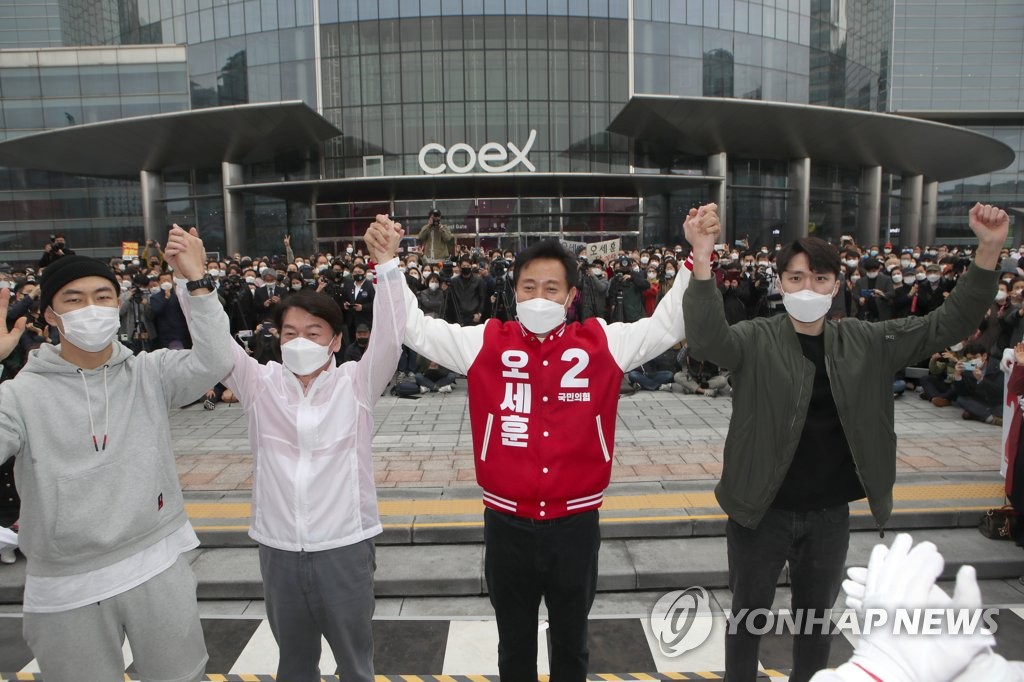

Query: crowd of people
(2, 215), (1020, 422)
(0, 204), (1020, 682)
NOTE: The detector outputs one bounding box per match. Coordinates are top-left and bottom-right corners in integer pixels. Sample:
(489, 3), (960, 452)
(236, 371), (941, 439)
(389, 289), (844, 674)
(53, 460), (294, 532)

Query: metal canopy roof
(0, 101), (340, 178)
(228, 171), (720, 203)
(608, 96), (1015, 182)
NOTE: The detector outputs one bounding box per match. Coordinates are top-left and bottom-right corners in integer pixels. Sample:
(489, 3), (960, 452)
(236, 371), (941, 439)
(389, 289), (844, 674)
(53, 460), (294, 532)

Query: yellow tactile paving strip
(186, 483), (1005, 532)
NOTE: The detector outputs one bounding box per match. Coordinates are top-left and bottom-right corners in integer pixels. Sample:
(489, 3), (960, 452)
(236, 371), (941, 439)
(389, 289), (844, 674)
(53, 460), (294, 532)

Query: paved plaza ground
(171, 387), (1006, 491)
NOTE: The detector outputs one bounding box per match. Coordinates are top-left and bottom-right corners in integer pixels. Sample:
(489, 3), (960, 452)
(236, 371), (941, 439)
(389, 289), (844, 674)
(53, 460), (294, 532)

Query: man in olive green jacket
(682, 202), (1008, 682)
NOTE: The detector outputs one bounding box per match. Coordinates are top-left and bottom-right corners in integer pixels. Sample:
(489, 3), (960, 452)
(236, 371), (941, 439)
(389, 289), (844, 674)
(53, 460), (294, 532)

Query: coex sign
(418, 130), (538, 175)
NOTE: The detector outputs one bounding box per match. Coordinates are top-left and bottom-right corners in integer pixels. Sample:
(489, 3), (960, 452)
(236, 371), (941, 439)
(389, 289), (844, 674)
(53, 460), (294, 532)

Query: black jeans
(484, 508), (600, 682)
(725, 503), (850, 682)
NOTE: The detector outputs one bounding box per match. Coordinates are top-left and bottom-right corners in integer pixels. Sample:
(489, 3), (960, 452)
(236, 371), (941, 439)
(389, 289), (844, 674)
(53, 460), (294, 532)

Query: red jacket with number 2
(400, 260), (693, 521)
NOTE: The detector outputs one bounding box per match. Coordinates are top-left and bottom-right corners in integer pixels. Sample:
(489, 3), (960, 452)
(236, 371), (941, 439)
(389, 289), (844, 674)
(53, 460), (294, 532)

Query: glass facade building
(0, 0), (1018, 262)
(0, 45), (188, 260)
(891, 0), (1024, 243)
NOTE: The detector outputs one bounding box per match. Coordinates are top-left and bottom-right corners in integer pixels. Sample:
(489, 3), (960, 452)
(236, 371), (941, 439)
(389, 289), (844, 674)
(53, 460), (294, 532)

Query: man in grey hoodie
(0, 226), (232, 682)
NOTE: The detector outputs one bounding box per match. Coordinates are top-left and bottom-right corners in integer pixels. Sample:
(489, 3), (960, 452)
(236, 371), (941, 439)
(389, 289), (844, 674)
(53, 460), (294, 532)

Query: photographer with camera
(218, 272), (255, 336)
(857, 259), (895, 321)
(418, 209), (455, 262)
(607, 256), (649, 323)
(140, 240), (166, 270)
(119, 274), (156, 354)
(37, 234), (75, 269)
(316, 267), (347, 312)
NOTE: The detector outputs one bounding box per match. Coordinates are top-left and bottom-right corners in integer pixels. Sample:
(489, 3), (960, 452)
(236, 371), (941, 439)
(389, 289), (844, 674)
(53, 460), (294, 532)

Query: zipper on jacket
(294, 389), (318, 551)
(480, 414), (494, 462)
(596, 415), (611, 462)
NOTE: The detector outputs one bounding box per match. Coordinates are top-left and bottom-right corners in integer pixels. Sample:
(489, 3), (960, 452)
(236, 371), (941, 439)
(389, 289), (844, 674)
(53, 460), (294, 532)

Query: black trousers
(483, 508), (600, 682)
(725, 504), (850, 682)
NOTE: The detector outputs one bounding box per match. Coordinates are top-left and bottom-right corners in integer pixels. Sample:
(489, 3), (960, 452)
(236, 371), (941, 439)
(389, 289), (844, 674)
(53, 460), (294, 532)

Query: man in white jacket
(0, 227), (231, 682)
(181, 217), (405, 682)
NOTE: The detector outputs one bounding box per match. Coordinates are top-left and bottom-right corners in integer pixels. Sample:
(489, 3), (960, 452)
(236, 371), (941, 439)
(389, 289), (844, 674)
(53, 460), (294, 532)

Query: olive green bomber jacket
(682, 263), (999, 530)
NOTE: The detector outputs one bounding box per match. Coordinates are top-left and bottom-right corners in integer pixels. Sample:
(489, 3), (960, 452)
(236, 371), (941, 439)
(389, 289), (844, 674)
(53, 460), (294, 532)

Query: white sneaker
(419, 386), (430, 394)
(438, 384), (453, 393)
(0, 548), (15, 564)
(657, 383), (673, 391)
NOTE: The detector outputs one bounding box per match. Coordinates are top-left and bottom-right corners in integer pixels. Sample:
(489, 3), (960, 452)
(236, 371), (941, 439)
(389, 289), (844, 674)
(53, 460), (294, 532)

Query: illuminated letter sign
(417, 130), (537, 174)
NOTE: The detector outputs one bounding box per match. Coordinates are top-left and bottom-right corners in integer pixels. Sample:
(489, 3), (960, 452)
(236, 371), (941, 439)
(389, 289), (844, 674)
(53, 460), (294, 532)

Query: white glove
(844, 536), (946, 615)
(845, 534), (995, 682)
(1001, 347), (1016, 374)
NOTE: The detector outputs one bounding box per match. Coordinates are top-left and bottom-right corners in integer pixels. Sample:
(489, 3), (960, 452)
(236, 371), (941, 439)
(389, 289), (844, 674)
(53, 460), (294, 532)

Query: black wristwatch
(185, 276), (215, 293)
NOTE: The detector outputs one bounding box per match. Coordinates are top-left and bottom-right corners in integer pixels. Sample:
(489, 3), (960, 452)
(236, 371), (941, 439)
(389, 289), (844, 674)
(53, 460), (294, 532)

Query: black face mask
(356, 337), (369, 346)
(461, 270), (472, 278)
(353, 273), (365, 282)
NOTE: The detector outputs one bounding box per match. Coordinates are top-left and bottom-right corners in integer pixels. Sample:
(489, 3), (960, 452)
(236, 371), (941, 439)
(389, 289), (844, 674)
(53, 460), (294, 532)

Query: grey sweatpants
(258, 539), (376, 682)
(23, 554), (207, 682)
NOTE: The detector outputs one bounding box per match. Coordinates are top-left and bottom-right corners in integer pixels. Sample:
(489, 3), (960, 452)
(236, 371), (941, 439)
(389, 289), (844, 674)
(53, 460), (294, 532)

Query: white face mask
(927, 274), (941, 283)
(291, 283), (303, 291)
(281, 335), (336, 376)
(996, 291), (1008, 302)
(516, 294), (569, 334)
(782, 288), (834, 324)
(428, 282), (440, 291)
(53, 305), (120, 352)
(665, 269), (676, 279)
(900, 260), (912, 268)
(245, 276), (256, 285)
(149, 286), (160, 294)
(916, 273), (927, 281)
(160, 281), (173, 291)
(892, 275), (903, 284)
(845, 259), (859, 268)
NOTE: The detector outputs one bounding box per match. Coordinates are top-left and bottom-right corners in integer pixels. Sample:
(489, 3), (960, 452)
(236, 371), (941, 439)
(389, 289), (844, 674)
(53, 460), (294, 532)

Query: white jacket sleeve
(400, 280), (485, 376)
(603, 264), (691, 372)
(221, 340), (262, 410)
(354, 258), (406, 407)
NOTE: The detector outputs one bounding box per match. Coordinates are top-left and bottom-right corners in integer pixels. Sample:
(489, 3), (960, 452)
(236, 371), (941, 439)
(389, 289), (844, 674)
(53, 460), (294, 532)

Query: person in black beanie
(0, 233), (232, 682)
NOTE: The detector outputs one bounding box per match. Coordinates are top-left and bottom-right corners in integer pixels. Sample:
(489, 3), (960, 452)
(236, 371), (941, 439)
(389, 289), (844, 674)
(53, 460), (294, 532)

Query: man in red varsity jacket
(397, 208), (720, 682)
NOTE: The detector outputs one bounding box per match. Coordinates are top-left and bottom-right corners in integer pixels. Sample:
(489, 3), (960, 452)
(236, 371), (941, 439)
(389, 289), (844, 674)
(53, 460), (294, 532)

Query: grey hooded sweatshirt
(0, 291), (232, 578)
